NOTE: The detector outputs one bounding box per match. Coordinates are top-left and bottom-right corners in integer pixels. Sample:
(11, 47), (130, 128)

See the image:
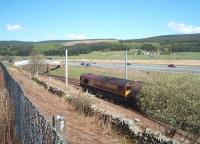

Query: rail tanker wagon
(80, 73), (143, 104)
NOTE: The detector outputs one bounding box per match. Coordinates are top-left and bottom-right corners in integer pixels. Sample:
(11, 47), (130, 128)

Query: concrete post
(125, 50), (127, 80)
(47, 64), (50, 74)
(53, 115), (66, 143)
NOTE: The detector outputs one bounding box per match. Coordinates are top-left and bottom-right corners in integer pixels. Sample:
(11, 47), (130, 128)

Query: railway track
(41, 74), (199, 143)
(44, 74), (80, 89)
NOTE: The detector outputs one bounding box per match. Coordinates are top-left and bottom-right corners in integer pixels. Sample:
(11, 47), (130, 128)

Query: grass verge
(0, 89), (18, 144)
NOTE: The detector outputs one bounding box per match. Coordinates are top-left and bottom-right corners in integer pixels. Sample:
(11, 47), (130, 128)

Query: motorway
(68, 62), (200, 73)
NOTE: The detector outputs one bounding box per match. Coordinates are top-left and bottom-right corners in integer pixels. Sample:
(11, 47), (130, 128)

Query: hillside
(122, 33), (200, 44)
(0, 34), (200, 57)
(0, 39), (117, 56)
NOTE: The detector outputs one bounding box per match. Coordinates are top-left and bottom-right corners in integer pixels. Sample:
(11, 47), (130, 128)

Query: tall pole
(65, 50), (68, 85)
(125, 50), (127, 80)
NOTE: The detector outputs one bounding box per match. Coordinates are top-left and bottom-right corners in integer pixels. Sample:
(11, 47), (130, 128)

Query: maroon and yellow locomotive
(80, 73), (144, 105)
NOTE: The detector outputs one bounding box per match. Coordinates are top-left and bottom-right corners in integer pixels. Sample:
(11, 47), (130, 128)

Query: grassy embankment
(138, 74), (200, 136)
(0, 67), (17, 143)
(0, 90), (18, 144)
(50, 66), (200, 136)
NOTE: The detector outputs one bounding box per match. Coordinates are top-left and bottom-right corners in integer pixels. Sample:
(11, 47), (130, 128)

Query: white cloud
(45, 32), (56, 39)
(168, 22), (200, 34)
(66, 33), (87, 40)
(5, 24), (24, 31)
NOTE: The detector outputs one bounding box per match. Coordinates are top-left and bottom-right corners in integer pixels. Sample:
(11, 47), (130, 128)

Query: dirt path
(8, 67), (132, 144)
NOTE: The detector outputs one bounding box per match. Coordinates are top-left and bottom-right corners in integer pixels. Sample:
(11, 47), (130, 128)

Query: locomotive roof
(80, 73), (134, 86)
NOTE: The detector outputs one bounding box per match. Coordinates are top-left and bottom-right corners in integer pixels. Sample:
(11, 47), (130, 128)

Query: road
(69, 62), (200, 73)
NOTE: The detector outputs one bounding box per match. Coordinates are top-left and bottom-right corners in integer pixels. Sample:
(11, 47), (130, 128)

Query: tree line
(0, 41), (200, 57)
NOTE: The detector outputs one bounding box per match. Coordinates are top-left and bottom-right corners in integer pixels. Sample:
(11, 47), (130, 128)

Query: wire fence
(0, 62), (65, 144)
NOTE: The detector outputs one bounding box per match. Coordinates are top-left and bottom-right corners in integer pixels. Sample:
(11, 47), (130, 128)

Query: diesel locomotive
(80, 73), (144, 105)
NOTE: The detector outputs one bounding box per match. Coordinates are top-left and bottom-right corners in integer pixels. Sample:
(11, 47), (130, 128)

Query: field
(68, 51), (200, 60)
(43, 51), (200, 60)
(50, 65), (155, 82)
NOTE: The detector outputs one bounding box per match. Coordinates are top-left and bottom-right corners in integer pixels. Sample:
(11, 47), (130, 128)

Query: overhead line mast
(65, 50), (68, 85)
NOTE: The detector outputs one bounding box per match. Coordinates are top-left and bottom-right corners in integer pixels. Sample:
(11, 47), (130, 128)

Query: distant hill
(0, 39), (116, 45)
(122, 33), (200, 44)
(0, 39), (118, 56)
(0, 35), (200, 56)
(0, 41), (33, 46)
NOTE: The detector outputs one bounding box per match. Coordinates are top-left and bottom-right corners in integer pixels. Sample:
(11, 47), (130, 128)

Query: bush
(137, 74), (200, 135)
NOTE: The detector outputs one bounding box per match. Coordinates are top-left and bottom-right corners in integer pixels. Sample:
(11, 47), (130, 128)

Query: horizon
(1, 33), (200, 42)
(1, 0), (200, 41)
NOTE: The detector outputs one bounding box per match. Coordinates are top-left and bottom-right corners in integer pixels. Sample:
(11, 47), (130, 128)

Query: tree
(29, 51), (44, 76)
(137, 47), (142, 55)
(141, 44), (156, 51)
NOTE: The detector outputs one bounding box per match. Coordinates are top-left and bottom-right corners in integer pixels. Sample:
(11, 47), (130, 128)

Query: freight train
(80, 73), (144, 106)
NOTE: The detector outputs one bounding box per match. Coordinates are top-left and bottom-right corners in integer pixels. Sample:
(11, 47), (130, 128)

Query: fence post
(53, 115), (66, 143)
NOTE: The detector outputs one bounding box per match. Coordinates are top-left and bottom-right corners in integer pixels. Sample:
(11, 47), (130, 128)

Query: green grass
(0, 89), (18, 143)
(48, 51), (200, 60)
(13, 51), (200, 61)
(50, 65), (163, 82)
(50, 66), (126, 79)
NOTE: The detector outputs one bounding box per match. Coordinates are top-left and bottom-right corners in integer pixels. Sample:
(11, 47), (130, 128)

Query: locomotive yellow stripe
(125, 90), (131, 97)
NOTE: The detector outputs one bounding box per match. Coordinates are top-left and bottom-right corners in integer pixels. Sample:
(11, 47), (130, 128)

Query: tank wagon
(80, 73), (144, 105)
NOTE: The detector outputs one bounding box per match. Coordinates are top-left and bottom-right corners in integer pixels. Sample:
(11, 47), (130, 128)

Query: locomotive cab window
(126, 85), (132, 90)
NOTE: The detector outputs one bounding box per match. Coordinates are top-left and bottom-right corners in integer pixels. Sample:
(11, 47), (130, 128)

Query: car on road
(168, 64), (176, 68)
(86, 63), (91, 67)
(80, 62), (85, 66)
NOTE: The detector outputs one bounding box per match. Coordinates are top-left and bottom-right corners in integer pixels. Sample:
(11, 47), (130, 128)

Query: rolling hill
(0, 34), (200, 56)
(122, 33), (200, 44)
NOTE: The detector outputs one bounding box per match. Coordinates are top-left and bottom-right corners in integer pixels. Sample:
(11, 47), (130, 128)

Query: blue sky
(0, 0), (200, 41)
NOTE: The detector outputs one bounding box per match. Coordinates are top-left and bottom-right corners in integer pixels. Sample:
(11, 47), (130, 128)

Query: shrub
(137, 74), (200, 135)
